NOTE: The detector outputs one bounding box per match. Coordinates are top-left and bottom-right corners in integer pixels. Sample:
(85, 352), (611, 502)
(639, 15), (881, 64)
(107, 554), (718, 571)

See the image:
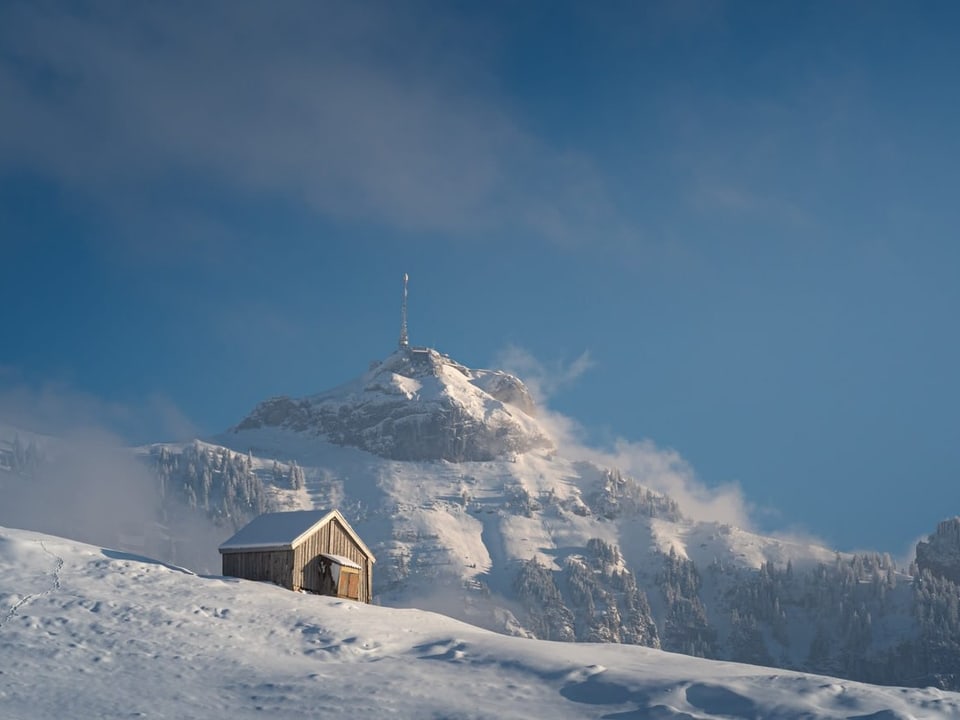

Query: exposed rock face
(915, 517), (960, 584)
(470, 371), (537, 416)
(241, 396), (313, 431)
(234, 347), (551, 462)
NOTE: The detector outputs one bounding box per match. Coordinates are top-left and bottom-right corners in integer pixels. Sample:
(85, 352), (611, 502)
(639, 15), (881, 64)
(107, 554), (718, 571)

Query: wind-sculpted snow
(2, 526), (957, 720)
(233, 348), (551, 462)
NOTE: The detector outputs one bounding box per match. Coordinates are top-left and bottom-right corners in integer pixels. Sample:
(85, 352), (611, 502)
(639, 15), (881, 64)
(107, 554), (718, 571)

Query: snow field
(1, 526), (957, 720)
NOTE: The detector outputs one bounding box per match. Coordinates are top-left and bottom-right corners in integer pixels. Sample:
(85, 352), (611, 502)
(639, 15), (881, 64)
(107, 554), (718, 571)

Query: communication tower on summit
(399, 272), (409, 349)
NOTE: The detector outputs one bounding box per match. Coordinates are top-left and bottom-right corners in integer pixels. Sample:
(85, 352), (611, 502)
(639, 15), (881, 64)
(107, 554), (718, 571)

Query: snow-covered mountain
(3, 525), (957, 720)
(233, 346), (549, 462)
(3, 344), (960, 692)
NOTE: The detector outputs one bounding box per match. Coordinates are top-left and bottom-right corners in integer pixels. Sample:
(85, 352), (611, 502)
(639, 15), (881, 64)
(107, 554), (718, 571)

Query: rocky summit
(233, 346), (551, 462)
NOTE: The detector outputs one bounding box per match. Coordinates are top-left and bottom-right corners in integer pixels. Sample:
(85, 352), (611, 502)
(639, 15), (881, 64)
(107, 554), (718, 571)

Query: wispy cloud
(665, 63), (869, 234)
(495, 345), (594, 403)
(0, 0), (628, 249)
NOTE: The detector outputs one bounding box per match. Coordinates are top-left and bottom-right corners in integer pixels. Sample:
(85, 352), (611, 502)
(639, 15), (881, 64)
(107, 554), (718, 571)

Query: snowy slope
(2, 526), (956, 720)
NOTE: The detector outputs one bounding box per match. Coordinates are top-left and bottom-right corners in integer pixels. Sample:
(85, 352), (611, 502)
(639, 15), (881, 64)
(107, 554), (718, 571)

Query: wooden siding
(222, 549), (295, 589)
(293, 517), (372, 602)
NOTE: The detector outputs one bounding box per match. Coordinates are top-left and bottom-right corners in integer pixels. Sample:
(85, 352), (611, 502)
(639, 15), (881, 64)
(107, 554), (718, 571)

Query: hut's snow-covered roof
(219, 510), (327, 551)
(218, 509), (375, 561)
(320, 553), (362, 569)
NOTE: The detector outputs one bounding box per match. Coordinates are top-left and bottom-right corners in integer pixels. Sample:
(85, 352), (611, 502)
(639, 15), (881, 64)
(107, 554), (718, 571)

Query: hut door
(337, 567), (361, 601)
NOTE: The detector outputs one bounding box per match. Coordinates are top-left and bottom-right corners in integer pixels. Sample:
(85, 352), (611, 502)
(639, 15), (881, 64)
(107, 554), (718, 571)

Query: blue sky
(2, 0), (959, 554)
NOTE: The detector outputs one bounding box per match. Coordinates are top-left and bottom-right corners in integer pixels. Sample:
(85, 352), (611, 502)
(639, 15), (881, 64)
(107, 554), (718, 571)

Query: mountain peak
(233, 346), (551, 462)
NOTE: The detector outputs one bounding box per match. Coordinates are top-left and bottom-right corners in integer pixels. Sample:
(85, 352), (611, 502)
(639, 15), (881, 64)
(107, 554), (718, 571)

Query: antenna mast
(399, 272), (409, 348)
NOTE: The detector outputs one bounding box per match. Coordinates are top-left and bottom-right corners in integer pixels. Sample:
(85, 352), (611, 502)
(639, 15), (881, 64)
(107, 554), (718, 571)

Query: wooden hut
(218, 509), (375, 603)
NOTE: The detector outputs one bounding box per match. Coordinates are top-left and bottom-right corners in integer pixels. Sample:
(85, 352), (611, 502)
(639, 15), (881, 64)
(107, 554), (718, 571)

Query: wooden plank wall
(294, 517), (372, 602)
(222, 549), (295, 589)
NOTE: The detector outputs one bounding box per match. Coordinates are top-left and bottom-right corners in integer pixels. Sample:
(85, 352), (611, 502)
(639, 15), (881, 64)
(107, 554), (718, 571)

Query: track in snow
(0, 539), (63, 630)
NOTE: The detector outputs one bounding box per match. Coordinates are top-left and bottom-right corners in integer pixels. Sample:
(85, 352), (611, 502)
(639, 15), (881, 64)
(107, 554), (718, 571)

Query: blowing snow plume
(496, 345), (754, 529)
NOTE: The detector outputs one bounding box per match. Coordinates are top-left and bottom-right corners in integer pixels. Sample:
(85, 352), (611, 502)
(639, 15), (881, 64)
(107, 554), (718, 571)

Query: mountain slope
(2, 525), (956, 720)
(211, 347), (854, 638)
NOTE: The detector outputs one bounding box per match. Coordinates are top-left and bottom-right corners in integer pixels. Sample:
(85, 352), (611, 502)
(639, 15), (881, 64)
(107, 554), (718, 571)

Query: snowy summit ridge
(233, 346), (551, 462)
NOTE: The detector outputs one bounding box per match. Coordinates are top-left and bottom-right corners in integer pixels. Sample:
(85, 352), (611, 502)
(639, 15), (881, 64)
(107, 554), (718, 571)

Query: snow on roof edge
(320, 553), (362, 569)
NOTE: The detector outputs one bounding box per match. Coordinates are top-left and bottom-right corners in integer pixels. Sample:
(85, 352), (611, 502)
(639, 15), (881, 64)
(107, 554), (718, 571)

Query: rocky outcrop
(916, 517), (960, 584)
(236, 396), (313, 432)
